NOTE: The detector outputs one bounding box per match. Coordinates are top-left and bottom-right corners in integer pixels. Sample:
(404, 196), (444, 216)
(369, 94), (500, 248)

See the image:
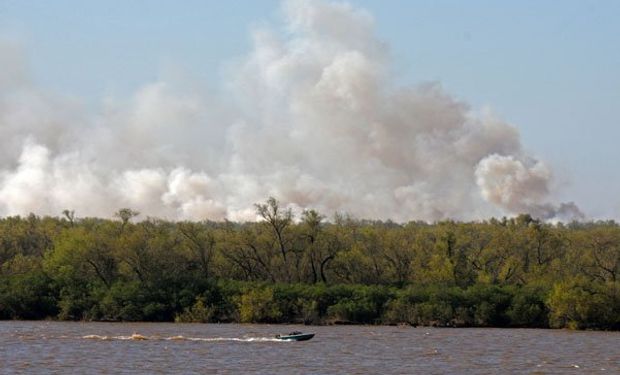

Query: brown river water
(1, 321), (619, 374)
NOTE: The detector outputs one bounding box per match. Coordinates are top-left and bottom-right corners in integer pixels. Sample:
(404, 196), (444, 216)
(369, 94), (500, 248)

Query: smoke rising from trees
(0, 0), (582, 222)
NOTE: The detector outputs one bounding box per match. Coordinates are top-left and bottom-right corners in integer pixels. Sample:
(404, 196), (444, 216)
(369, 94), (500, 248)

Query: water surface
(1, 321), (619, 374)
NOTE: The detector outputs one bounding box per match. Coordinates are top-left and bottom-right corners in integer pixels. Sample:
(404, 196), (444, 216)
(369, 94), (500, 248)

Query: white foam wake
(82, 334), (284, 342)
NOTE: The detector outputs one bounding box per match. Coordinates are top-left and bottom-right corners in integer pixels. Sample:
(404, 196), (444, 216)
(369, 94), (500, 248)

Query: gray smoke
(0, 0), (583, 222)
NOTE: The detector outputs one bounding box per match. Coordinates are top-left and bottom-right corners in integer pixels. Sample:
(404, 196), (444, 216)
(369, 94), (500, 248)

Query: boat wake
(82, 334), (284, 342)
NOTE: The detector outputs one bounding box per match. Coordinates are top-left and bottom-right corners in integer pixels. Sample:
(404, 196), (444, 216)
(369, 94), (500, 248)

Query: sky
(0, 0), (618, 221)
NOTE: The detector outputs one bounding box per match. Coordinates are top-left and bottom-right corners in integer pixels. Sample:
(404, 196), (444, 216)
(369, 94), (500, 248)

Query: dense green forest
(1, 198), (619, 330)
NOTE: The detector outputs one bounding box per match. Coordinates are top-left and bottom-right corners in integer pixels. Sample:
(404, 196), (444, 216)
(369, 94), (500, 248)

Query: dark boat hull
(276, 333), (315, 341)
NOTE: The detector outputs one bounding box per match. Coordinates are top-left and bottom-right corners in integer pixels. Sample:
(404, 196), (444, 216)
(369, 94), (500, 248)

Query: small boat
(275, 331), (315, 341)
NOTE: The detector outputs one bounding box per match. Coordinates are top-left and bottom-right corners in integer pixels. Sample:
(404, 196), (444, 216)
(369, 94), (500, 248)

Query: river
(1, 321), (618, 374)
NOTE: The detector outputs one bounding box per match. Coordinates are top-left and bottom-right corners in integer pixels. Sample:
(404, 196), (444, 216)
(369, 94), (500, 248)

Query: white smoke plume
(474, 154), (583, 221)
(0, 0), (582, 222)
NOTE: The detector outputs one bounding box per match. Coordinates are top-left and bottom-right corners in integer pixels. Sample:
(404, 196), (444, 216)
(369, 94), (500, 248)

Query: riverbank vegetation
(0, 198), (619, 330)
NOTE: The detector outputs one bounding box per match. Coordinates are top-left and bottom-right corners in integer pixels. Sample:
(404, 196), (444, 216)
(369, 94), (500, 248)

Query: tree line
(0, 198), (619, 329)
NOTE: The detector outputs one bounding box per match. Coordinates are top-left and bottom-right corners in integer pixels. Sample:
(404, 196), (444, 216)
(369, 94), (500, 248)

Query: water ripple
(2, 322), (619, 374)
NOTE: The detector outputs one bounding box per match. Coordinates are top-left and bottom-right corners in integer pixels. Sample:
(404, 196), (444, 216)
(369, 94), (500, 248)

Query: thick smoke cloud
(0, 0), (582, 222)
(475, 154), (583, 222)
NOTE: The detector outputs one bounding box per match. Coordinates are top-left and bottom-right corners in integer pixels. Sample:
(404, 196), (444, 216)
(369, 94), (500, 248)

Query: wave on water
(82, 334), (284, 342)
(82, 335), (113, 340)
(183, 337), (283, 342)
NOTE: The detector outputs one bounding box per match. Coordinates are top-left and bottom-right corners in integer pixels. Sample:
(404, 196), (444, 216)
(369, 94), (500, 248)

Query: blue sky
(1, 0), (619, 218)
